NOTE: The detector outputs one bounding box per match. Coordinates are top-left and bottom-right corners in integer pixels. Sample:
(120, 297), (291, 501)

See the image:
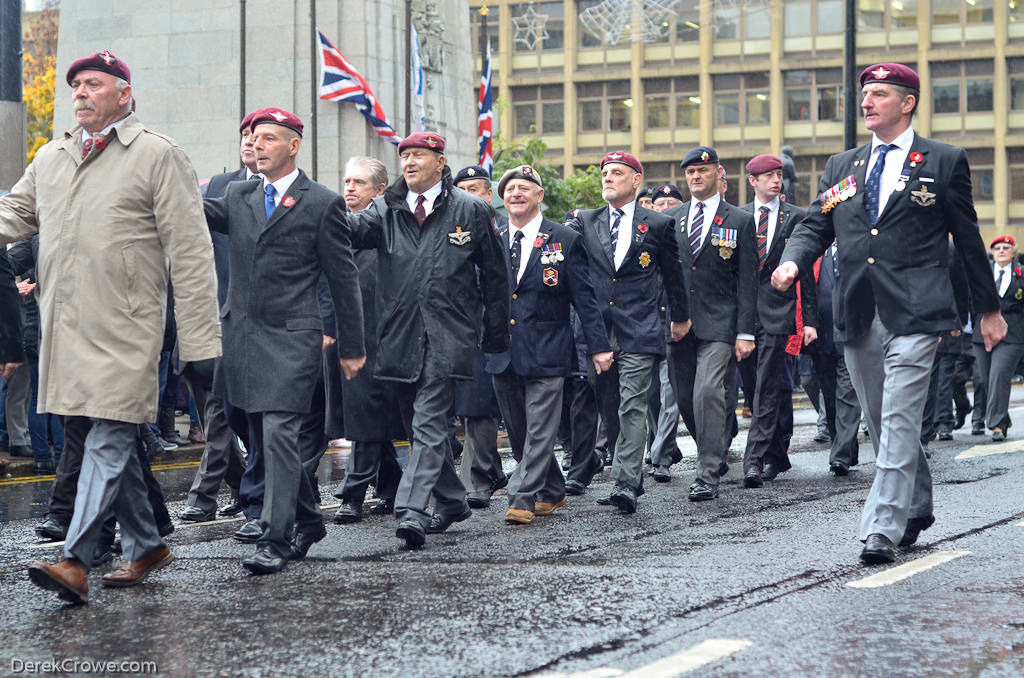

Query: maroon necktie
(82, 134), (108, 160)
(414, 195), (427, 226)
(757, 206), (770, 268)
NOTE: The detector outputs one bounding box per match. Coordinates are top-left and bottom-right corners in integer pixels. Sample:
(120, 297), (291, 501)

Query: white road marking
(847, 551), (970, 589)
(955, 440), (1024, 459)
(529, 639), (752, 678)
(1017, 521), (1024, 527)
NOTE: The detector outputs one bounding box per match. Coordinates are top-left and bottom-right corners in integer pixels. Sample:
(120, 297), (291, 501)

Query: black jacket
(204, 170), (364, 413)
(347, 167), (510, 382)
(7, 237), (38, 354)
(783, 134), (999, 342)
(0, 250), (23, 363)
(664, 198), (758, 344)
(973, 258), (1024, 346)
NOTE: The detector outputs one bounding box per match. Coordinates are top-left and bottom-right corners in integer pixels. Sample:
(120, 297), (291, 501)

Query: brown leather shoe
(101, 546), (173, 588)
(534, 498), (567, 516)
(28, 559), (89, 604)
(187, 425), (206, 445)
(504, 508), (535, 524)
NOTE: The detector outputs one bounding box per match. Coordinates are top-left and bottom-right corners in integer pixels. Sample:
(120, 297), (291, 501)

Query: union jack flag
(318, 30), (400, 145)
(477, 41), (494, 175)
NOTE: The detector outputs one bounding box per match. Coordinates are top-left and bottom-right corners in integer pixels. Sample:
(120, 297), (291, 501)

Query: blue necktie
(864, 144), (895, 225)
(265, 184), (276, 220)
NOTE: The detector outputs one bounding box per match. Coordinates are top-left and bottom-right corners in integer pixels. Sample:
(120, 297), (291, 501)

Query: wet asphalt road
(1, 393), (1023, 678)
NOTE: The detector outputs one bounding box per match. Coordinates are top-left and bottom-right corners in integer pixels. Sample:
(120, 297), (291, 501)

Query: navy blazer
(565, 204), (688, 356)
(740, 200), (817, 336)
(782, 133), (999, 342)
(204, 170), (364, 413)
(664, 198), (758, 344)
(486, 217), (611, 377)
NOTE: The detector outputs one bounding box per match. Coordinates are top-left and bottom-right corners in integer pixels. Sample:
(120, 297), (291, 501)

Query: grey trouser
(457, 416), (502, 493)
(669, 336), (733, 486)
(649, 359), (681, 466)
(845, 315), (938, 543)
(493, 370), (565, 511)
(974, 340), (1024, 430)
(64, 419), (164, 569)
(607, 351), (656, 491)
(184, 360), (245, 512)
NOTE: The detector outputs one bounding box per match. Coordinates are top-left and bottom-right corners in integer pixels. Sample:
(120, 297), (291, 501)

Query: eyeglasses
(993, 244), (1013, 251)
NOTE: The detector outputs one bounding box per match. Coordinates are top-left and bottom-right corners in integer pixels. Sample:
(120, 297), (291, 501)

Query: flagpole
(405, 0), (412, 136)
(239, 0), (247, 153)
(310, 0), (318, 180)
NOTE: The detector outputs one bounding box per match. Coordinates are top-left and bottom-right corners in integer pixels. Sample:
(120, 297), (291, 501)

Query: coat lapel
(878, 133), (927, 223)
(259, 171), (309, 237)
(518, 221), (553, 289)
(695, 201), (726, 261)
(616, 209), (649, 272)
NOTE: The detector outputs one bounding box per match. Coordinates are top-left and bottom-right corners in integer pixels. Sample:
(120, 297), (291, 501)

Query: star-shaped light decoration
(512, 3), (550, 50)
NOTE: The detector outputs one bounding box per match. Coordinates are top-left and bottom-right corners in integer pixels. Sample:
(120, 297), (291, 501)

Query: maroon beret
(991, 235), (1016, 249)
(398, 131), (446, 154)
(66, 50), (131, 86)
(251, 107), (304, 137)
(239, 109), (261, 134)
(600, 150), (643, 174)
(745, 154), (783, 175)
(859, 63), (920, 91)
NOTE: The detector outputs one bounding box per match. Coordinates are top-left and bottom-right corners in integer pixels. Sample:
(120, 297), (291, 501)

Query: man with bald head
(0, 51), (221, 603)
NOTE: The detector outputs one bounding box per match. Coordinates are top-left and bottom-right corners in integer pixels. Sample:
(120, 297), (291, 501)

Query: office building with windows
(471, 0), (1024, 237)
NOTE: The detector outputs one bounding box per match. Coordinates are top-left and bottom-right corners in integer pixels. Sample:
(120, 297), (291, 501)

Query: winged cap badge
(99, 50), (116, 65)
(871, 66), (891, 80)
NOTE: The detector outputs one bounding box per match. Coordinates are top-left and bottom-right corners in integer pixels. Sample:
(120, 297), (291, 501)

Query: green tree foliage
(492, 133), (603, 220)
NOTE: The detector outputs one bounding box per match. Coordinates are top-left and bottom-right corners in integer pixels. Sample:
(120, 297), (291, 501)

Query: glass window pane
(892, 0), (917, 29)
(647, 97), (669, 128)
(515, 104), (536, 135)
(580, 100), (603, 131)
(1011, 166), (1024, 201)
(542, 102), (564, 133)
(785, 2), (811, 35)
(1012, 77), (1024, 110)
(817, 1), (843, 34)
(645, 78), (672, 95)
(933, 81), (960, 114)
(713, 4), (739, 39)
(932, 0), (960, 25)
(785, 70), (813, 87)
(745, 1), (771, 38)
(787, 89), (812, 120)
(746, 92), (770, 124)
(676, 2), (701, 43)
(716, 93), (740, 125)
(607, 80), (631, 96)
(818, 86), (840, 120)
(745, 72), (770, 89)
(677, 97), (701, 127)
(972, 168), (994, 200)
(966, 79), (993, 112)
(858, 0), (884, 28)
(965, 0), (994, 24)
(609, 99), (631, 131)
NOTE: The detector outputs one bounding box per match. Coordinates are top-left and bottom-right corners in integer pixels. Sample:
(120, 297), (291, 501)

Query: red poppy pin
(713, 215), (723, 225)
(909, 152), (923, 163)
(533, 236), (544, 248)
(1015, 266), (1021, 278)
(638, 223), (648, 234)
(282, 196), (295, 207)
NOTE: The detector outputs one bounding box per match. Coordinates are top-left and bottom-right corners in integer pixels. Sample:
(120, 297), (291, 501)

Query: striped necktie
(757, 206), (770, 268)
(864, 143), (896, 225)
(610, 208), (623, 254)
(689, 202), (705, 256)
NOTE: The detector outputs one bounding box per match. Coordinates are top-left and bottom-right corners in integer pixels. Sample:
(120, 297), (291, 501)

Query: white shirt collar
(407, 179), (444, 213)
(754, 196), (780, 213)
(871, 125), (915, 155)
(263, 167), (300, 203)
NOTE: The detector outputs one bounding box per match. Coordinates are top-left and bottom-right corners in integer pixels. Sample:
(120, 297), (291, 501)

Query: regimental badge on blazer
(543, 267), (559, 286)
(1015, 288), (1022, 301)
(448, 225), (472, 245)
(910, 184), (936, 207)
(709, 227), (737, 260)
(639, 251), (651, 268)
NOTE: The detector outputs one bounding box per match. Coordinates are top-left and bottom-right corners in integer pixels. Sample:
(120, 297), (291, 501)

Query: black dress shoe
(688, 479), (718, 502)
(992, 427), (1006, 442)
(9, 444), (33, 457)
(92, 545), (115, 567)
(596, 494), (613, 505)
(234, 518), (263, 543)
(179, 506), (216, 523)
(860, 533), (896, 564)
(899, 514), (935, 547)
(609, 484), (637, 514)
(395, 520), (426, 548)
(937, 431), (953, 441)
(971, 425), (985, 435)
(426, 507), (473, 534)
(466, 492), (491, 509)
(490, 474), (510, 494)
(762, 463), (782, 481)
(369, 498), (395, 515)
(218, 499), (243, 517)
(35, 516), (68, 542)
(717, 461), (729, 477)
(242, 544), (289, 575)
(334, 500), (363, 524)
(564, 479), (586, 496)
(652, 464), (672, 483)
(744, 468), (764, 488)
(813, 432), (832, 443)
(34, 460), (56, 474)
(829, 461), (850, 476)
(290, 524), (327, 560)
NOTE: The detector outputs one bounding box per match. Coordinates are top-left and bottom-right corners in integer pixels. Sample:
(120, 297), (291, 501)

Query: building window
(1010, 148), (1024, 202)
(933, 0), (994, 25)
(511, 2), (564, 53)
(714, 72), (769, 126)
(784, 69), (842, 122)
(859, 0), (917, 29)
(577, 80), (631, 132)
(713, 0), (771, 40)
(966, 148), (994, 202)
(468, 4), (502, 58)
(511, 85), (564, 136)
(932, 60), (994, 114)
(1009, 59), (1024, 111)
(644, 76), (700, 130)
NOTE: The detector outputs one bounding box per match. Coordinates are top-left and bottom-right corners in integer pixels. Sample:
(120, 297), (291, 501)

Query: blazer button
(660, 306), (666, 312)
(510, 319), (516, 325)
(867, 257), (875, 264)
(870, 228), (878, 236)
(612, 278), (617, 283)
(691, 265), (697, 270)
(609, 301), (615, 307)
(512, 293), (518, 299)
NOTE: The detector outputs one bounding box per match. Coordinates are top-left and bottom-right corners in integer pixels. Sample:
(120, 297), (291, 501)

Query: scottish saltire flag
(411, 24), (427, 131)
(318, 29), (400, 145)
(477, 41), (494, 175)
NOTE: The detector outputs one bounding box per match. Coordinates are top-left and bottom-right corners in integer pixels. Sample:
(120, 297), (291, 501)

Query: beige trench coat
(0, 113), (221, 423)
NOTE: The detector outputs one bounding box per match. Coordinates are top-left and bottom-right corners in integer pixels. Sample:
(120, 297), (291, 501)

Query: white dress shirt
(865, 125), (914, 222)
(753, 195), (780, 253)
(995, 263), (1013, 298)
(508, 212), (544, 284)
(607, 201), (635, 270)
(687, 193), (722, 251)
(263, 167), (300, 206)
(406, 179), (443, 217)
